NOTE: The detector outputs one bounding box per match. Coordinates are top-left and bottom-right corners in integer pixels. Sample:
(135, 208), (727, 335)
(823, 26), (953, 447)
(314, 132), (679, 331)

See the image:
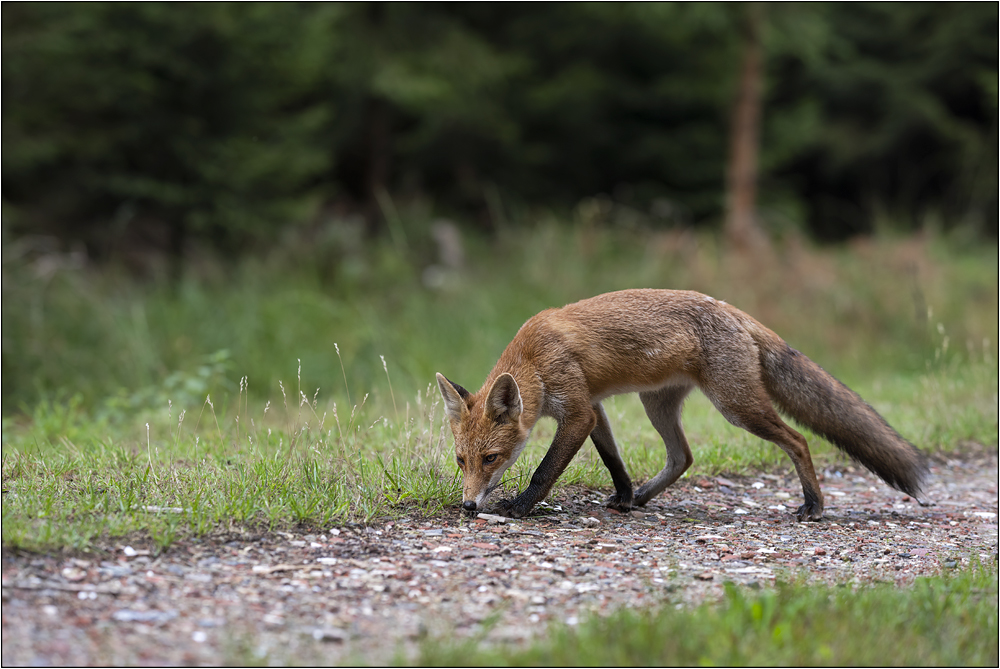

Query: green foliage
(763, 3), (999, 238)
(416, 566), (999, 666)
(3, 3), (996, 248)
(3, 3), (335, 253)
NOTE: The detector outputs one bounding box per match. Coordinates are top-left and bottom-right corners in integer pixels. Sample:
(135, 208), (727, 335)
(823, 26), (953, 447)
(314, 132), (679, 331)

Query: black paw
(605, 491), (634, 513)
(496, 498), (529, 519)
(795, 502), (824, 522)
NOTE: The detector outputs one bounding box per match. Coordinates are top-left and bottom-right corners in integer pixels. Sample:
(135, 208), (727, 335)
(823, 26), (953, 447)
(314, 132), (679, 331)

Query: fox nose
(462, 500), (477, 512)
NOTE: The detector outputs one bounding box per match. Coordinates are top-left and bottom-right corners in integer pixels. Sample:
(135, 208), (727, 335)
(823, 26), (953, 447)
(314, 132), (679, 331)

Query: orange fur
(437, 289), (927, 520)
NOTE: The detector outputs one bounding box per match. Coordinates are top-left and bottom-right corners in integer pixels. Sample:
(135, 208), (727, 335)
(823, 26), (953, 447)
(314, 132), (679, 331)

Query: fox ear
(485, 372), (522, 423)
(436, 373), (470, 422)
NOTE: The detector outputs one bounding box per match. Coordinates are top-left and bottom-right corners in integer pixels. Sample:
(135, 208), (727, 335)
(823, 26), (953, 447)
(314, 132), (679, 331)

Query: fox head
(436, 372), (531, 513)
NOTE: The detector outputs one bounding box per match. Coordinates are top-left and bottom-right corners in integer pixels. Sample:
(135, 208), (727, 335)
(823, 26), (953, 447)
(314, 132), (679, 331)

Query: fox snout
(460, 472), (496, 512)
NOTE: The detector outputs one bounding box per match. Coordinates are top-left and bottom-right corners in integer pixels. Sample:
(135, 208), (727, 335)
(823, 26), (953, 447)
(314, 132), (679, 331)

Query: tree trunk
(364, 95), (390, 236)
(168, 217), (186, 286)
(725, 5), (767, 250)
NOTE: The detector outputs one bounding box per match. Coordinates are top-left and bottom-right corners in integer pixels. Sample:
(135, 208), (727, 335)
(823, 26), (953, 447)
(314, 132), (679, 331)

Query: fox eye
(483, 454), (498, 465)
(456, 456), (465, 468)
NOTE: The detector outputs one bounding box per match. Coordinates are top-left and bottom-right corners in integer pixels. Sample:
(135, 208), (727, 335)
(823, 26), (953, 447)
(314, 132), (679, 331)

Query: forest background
(2, 1), (997, 427)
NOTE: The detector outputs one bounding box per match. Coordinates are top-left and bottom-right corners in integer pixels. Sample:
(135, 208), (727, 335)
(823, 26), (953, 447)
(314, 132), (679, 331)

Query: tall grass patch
(2, 223), (997, 548)
(2, 379), (460, 551)
(4, 223), (996, 413)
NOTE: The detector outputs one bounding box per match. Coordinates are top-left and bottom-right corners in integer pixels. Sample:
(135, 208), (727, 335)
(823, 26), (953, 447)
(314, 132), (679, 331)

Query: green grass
(2, 381), (461, 551)
(3, 350), (994, 552)
(2, 223), (998, 550)
(414, 565), (999, 666)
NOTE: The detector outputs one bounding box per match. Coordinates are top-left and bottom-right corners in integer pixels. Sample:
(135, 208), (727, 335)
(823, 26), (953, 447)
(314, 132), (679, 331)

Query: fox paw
(496, 499), (529, 519)
(605, 491), (634, 513)
(794, 502), (824, 522)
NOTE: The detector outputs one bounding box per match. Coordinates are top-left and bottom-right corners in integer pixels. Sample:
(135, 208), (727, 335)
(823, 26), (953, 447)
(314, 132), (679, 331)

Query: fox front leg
(589, 402), (634, 512)
(498, 410), (595, 518)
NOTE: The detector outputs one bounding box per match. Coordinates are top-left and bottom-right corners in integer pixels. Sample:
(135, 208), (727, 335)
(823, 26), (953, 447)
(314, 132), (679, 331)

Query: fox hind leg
(704, 386), (824, 521)
(590, 402), (634, 511)
(749, 414), (823, 521)
(634, 385), (695, 506)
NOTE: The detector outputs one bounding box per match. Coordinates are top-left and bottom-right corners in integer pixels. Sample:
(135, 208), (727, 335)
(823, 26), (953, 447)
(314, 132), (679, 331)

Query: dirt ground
(3, 446), (997, 666)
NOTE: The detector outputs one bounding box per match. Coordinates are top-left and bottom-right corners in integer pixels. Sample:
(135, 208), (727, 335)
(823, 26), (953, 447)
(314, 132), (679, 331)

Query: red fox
(436, 289), (927, 521)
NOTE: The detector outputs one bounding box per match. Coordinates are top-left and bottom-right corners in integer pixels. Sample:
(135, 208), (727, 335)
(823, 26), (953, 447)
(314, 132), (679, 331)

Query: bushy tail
(756, 336), (928, 497)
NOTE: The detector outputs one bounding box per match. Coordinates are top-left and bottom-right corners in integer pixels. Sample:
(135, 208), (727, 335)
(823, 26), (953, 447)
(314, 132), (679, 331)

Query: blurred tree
(2, 1), (996, 261)
(762, 2), (998, 238)
(324, 4), (524, 232)
(453, 3), (740, 220)
(3, 3), (336, 273)
(725, 3), (768, 249)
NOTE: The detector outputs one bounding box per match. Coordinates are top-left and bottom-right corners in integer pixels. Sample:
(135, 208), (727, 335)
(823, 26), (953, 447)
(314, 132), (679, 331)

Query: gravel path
(3, 447), (997, 666)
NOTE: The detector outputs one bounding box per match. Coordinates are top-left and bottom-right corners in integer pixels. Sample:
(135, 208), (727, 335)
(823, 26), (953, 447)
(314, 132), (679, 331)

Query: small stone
(112, 609), (178, 624)
(471, 542), (499, 550)
(61, 567), (87, 582)
(99, 565), (133, 578)
(312, 627), (347, 643)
